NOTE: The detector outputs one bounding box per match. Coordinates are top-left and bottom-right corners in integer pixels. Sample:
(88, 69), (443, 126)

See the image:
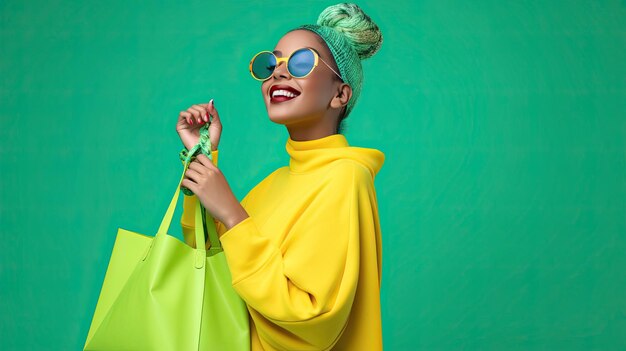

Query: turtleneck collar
(285, 134), (385, 177)
(286, 134), (348, 173)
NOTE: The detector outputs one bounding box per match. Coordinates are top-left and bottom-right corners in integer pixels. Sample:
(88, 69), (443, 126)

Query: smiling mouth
(270, 90), (300, 103)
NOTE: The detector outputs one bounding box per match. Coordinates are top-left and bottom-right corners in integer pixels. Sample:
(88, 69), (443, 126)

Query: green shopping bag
(83, 158), (250, 350)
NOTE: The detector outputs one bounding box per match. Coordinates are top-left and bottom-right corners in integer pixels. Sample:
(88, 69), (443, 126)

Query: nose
(272, 61), (291, 80)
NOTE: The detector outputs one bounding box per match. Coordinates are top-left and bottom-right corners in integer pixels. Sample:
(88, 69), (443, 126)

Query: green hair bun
(316, 3), (383, 60)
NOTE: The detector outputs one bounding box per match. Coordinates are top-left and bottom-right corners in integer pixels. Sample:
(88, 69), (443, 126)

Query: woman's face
(261, 30), (350, 133)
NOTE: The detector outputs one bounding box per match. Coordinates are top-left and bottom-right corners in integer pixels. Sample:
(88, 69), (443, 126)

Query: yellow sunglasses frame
(249, 47), (343, 82)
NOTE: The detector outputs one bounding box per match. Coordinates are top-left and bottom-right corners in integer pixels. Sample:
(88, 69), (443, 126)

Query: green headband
(287, 24), (363, 118)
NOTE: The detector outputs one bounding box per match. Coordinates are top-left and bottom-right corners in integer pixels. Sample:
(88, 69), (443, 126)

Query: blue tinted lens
(252, 52), (276, 79)
(288, 49), (315, 77)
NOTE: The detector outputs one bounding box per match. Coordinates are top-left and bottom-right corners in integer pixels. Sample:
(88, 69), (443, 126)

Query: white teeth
(272, 89), (299, 98)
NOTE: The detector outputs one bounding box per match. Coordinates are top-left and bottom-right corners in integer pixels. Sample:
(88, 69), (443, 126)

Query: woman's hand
(180, 154), (249, 232)
(176, 99), (222, 151)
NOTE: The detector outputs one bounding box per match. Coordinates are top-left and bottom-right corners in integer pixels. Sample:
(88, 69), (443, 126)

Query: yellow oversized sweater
(180, 134), (385, 350)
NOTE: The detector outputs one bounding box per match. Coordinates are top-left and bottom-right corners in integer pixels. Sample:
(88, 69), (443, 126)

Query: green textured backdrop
(1, 1), (625, 350)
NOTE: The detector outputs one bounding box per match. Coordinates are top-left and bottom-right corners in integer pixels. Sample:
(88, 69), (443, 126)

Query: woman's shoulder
(309, 160), (374, 196)
(330, 159), (374, 183)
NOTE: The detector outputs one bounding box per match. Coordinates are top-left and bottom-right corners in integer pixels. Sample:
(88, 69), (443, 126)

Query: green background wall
(1, 0), (625, 349)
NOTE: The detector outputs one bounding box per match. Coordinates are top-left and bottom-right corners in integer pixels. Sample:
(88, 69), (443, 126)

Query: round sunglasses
(249, 47), (343, 81)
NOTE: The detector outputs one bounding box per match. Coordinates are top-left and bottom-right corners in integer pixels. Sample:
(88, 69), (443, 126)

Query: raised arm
(218, 163), (378, 350)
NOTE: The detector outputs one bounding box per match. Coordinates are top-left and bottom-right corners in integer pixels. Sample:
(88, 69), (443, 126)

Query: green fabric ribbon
(179, 122), (213, 196)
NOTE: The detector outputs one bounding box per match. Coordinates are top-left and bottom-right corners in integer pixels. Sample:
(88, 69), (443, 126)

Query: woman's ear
(331, 83), (352, 109)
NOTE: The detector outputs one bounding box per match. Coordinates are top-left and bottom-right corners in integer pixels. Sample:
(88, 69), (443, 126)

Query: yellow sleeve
(218, 162), (375, 350)
(180, 149), (223, 249)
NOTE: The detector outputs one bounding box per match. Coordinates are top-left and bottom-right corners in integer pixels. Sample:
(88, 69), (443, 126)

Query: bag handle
(142, 122), (219, 268)
(201, 202), (223, 256)
(138, 163), (206, 268)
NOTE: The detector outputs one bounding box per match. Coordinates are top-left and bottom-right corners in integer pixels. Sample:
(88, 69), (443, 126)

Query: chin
(264, 95), (322, 125)
(265, 100), (302, 122)
(267, 109), (299, 125)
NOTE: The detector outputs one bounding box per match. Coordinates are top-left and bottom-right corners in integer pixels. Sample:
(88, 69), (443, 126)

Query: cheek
(261, 83), (269, 97)
(301, 80), (334, 104)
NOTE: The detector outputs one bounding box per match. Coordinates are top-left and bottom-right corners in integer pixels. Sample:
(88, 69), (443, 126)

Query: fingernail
(210, 98), (214, 106)
(190, 119), (194, 125)
(204, 114), (208, 122)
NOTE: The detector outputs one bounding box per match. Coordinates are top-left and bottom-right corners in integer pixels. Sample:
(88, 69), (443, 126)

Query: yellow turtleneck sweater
(180, 134), (385, 350)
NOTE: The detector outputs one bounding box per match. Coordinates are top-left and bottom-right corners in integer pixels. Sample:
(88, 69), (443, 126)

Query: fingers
(179, 110), (194, 125)
(196, 154), (216, 169)
(179, 101), (217, 126)
(180, 178), (196, 192)
(184, 166), (203, 182)
(188, 154), (216, 171)
(208, 99), (220, 124)
(178, 111), (191, 124)
(190, 105), (208, 123)
(189, 104), (210, 125)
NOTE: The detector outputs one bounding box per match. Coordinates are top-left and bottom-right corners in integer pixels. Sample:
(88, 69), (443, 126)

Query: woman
(176, 3), (385, 350)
